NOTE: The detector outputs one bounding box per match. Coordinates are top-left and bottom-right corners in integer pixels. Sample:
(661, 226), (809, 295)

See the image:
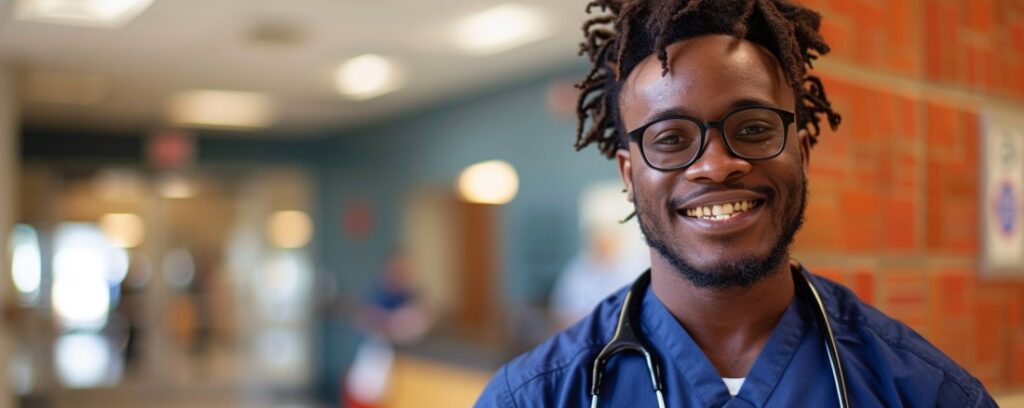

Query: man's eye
(654, 134), (683, 145)
(737, 124), (772, 135)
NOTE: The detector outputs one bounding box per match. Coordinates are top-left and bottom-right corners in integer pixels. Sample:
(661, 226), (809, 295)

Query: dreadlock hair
(575, 0), (842, 159)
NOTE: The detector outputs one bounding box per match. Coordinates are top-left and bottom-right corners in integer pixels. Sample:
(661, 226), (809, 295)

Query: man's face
(616, 35), (810, 288)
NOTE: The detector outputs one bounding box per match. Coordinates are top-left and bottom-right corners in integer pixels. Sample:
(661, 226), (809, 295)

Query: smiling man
(475, 1), (996, 407)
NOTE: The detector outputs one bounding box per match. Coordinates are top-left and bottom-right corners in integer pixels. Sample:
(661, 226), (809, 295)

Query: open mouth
(680, 199), (762, 221)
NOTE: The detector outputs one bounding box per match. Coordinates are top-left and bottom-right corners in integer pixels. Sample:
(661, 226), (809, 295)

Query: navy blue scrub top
(476, 270), (996, 407)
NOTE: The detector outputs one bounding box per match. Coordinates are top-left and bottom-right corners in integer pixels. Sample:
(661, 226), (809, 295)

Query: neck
(649, 252), (795, 378)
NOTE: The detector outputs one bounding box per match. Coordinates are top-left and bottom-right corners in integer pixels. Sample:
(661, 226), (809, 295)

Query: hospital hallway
(4, 0), (1024, 406)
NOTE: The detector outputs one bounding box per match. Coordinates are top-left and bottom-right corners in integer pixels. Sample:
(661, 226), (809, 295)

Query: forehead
(619, 34), (793, 129)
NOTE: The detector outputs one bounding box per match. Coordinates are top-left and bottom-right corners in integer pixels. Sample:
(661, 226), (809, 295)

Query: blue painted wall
(312, 69), (622, 304)
(310, 66), (627, 402)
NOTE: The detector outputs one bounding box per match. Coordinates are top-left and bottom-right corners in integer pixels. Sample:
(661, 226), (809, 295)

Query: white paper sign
(983, 110), (1024, 275)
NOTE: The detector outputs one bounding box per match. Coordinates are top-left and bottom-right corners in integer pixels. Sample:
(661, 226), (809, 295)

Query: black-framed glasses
(626, 105), (796, 171)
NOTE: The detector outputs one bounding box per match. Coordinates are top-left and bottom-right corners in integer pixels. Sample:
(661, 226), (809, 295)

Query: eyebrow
(639, 97), (782, 127)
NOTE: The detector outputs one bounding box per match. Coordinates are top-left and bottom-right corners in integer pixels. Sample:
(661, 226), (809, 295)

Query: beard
(636, 178), (807, 289)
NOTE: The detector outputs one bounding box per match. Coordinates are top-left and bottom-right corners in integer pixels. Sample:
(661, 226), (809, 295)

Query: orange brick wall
(793, 0), (1024, 391)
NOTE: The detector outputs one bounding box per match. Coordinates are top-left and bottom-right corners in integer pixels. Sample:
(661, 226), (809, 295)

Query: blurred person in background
(549, 226), (643, 329)
(344, 249), (434, 408)
(476, 0), (996, 406)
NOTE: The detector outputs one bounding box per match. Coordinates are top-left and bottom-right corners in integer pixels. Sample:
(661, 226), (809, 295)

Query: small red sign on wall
(147, 129), (195, 169)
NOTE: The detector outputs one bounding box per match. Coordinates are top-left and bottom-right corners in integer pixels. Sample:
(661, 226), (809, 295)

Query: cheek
(632, 165), (676, 199)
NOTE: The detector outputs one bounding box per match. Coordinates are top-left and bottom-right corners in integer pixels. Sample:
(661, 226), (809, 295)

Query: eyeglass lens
(640, 108), (786, 169)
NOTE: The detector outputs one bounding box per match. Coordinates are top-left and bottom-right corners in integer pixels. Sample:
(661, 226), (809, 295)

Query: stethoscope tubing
(589, 266), (850, 407)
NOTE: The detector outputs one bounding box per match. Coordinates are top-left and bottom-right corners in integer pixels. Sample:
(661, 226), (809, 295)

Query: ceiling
(0, 0), (588, 136)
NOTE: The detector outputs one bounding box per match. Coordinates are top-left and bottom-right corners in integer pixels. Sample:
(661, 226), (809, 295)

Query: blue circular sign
(995, 181), (1019, 237)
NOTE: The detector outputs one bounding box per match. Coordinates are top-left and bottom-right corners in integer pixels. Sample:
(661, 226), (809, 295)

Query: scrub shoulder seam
(507, 342), (605, 396)
(501, 365), (520, 408)
(819, 281), (981, 403)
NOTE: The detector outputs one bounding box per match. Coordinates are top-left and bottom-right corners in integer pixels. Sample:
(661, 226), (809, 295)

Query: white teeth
(683, 200), (758, 220)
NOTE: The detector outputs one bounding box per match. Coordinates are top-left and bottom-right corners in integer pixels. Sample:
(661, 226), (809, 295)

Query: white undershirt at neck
(722, 377), (746, 396)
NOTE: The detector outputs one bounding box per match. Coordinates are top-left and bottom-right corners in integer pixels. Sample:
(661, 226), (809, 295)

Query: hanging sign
(982, 109), (1024, 276)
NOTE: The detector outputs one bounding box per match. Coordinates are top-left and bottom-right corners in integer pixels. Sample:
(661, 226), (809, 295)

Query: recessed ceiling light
(334, 54), (403, 101)
(457, 160), (519, 205)
(452, 3), (550, 55)
(166, 90), (276, 130)
(14, 0), (154, 29)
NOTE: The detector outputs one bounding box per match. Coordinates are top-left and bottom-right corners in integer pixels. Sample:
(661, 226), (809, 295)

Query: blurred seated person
(358, 248), (433, 343)
(549, 227), (645, 329)
(345, 249), (434, 407)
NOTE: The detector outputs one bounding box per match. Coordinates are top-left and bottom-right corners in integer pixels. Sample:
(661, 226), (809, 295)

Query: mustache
(668, 183), (777, 209)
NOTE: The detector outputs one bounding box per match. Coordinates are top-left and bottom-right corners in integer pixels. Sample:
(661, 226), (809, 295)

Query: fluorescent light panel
(453, 4), (550, 55)
(166, 90), (276, 130)
(15, 0), (154, 28)
(334, 54), (403, 100)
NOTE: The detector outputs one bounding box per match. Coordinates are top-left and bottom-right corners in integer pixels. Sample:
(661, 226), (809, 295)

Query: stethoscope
(589, 263), (851, 408)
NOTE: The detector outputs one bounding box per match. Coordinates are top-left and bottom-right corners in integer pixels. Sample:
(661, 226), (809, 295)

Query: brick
(796, 195), (843, 252)
(965, 45), (981, 89)
(926, 102), (957, 150)
(815, 75), (850, 158)
(795, 0), (826, 9)
(966, 45), (996, 91)
(933, 323), (971, 366)
(928, 270), (974, 367)
(876, 91), (897, 137)
(924, 0), (943, 80)
(1018, 62), (1024, 100)
(960, 110), (980, 168)
(813, 265), (847, 284)
(943, 200), (979, 255)
(808, 154), (846, 180)
(850, 85), (875, 142)
(852, 267), (876, 304)
(884, 197), (917, 252)
(1010, 331), (1024, 386)
(979, 48), (995, 91)
(976, 367), (1004, 392)
(821, 19), (852, 59)
(840, 189), (882, 252)
(935, 1), (960, 82)
(1009, 293), (1024, 330)
(851, 143), (881, 185)
(896, 95), (918, 142)
(925, 160), (946, 250)
(935, 271), (970, 316)
(883, 269), (930, 334)
(851, 1), (884, 30)
(1011, 24), (1024, 53)
(975, 295), (1003, 365)
(892, 151), (920, 191)
(886, 0), (913, 48)
(829, 0), (857, 20)
(933, 325), (970, 366)
(851, 2), (885, 68)
(969, 0), (995, 33)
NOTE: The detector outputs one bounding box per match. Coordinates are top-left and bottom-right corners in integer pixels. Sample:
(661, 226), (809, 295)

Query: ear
(798, 128), (811, 174)
(615, 148), (634, 203)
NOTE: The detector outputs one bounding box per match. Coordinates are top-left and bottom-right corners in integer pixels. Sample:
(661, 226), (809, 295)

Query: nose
(683, 129), (752, 183)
